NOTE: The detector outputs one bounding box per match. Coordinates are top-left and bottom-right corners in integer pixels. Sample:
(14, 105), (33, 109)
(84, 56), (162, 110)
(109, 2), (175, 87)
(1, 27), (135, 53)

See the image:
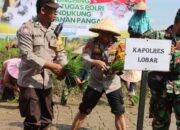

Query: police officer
(17, 0), (66, 130)
(71, 17), (126, 130)
(147, 9), (180, 130)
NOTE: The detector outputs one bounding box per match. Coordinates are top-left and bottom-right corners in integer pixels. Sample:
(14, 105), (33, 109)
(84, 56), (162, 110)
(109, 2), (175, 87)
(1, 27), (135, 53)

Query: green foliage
(132, 95), (139, 104)
(65, 47), (75, 59)
(0, 38), (19, 70)
(63, 55), (84, 77)
(63, 55), (84, 87)
(103, 60), (124, 76)
(110, 60), (124, 73)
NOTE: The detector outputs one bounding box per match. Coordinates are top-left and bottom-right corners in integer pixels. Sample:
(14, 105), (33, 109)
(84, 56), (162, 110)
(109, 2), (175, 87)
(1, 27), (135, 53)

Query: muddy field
(0, 95), (176, 130)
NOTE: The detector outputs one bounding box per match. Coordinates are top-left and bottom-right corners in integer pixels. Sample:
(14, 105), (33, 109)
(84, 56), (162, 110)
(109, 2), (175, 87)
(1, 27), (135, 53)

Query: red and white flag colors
(90, 0), (145, 4)
(120, 0), (146, 3)
(90, 0), (111, 4)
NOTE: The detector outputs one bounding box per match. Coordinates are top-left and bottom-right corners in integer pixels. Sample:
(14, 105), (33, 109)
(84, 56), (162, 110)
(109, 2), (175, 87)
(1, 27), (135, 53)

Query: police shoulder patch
(20, 24), (31, 35)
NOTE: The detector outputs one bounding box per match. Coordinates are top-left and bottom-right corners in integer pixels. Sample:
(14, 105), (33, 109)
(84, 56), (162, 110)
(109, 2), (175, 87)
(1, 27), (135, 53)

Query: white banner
(124, 38), (171, 71)
(0, 0), (133, 36)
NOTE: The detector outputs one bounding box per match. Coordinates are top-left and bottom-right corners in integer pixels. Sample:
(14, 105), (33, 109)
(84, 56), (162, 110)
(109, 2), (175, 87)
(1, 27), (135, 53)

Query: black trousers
(19, 87), (53, 130)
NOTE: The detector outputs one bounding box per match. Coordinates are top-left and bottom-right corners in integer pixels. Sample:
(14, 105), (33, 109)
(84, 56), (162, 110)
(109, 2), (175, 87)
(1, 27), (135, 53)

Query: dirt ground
(0, 94), (177, 130)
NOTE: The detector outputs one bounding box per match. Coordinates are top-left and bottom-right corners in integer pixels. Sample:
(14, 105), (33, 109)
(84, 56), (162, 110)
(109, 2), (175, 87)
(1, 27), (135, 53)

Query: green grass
(0, 38), (19, 70)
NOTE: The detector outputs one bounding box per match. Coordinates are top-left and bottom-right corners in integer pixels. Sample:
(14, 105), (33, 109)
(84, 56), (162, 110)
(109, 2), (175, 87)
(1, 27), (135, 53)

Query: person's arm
(128, 27), (142, 38)
(54, 51), (68, 66)
(82, 42), (107, 71)
(143, 30), (166, 39)
(17, 23), (63, 75)
(43, 61), (63, 76)
(6, 41), (18, 50)
(17, 24), (47, 70)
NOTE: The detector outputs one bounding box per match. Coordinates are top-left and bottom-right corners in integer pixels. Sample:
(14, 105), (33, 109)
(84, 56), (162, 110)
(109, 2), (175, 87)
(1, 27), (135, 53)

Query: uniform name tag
(34, 34), (42, 38)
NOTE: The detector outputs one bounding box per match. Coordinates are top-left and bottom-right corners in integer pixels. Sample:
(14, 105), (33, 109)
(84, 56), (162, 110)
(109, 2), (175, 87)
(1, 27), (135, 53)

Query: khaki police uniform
(79, 38), (125, 115)
(17, 18), (67, 89)
(17, 17), (67, 130)
(82, 39), (121, 94)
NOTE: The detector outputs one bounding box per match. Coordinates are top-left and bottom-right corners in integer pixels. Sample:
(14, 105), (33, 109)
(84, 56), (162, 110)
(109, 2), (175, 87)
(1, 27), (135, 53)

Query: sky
(146, 0), (180, 30)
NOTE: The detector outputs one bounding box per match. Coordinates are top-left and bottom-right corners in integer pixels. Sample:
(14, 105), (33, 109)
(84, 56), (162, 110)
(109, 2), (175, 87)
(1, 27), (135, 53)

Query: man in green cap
(147, 8), (180, 130)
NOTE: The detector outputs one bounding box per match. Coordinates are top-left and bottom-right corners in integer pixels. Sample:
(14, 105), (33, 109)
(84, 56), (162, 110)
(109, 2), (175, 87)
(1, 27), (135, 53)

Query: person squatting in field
(1, 58), (21, 100)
